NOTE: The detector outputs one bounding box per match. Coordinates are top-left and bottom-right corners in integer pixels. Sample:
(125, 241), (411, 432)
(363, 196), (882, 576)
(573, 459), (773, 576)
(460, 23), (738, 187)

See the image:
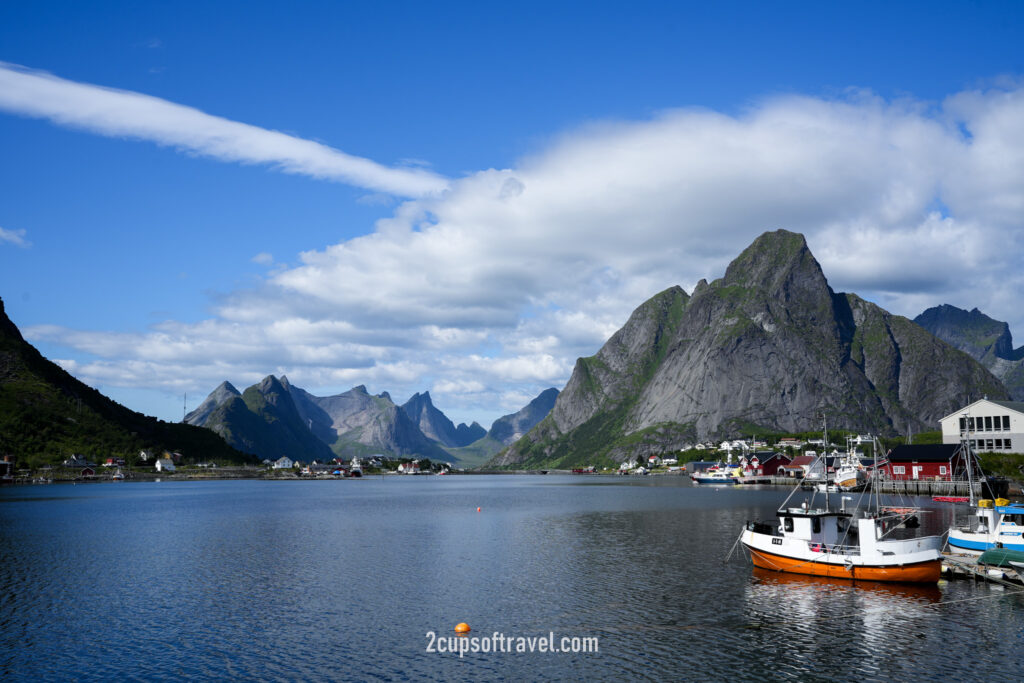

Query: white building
(940, 399), (1024, 453)
(155, 458), (176, 472)
(272, 456), (294, 469)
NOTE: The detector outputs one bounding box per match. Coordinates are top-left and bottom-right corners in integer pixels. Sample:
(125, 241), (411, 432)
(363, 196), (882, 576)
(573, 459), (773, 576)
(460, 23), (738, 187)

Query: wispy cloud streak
(0, 62), (450, 198)
(0, 226), (30, 247)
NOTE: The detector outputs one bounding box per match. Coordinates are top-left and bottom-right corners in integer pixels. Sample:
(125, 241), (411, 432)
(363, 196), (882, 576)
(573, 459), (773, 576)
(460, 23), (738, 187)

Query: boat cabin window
(784, 517), (794, 532)
(811, 517), (821, 533)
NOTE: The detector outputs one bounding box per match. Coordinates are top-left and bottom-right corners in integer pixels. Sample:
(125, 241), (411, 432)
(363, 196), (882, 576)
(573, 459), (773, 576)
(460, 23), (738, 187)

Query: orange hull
(747, 546), (941, 583)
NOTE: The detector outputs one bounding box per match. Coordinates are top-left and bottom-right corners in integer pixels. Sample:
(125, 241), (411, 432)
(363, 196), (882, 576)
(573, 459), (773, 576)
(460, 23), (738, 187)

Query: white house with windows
(272, 456), (294, 470)
(940, 399), (1024, 453)
(155, 458), (176, 472)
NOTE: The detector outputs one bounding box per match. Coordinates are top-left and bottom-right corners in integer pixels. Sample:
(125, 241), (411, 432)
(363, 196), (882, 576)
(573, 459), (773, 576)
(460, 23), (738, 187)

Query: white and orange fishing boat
(739, 434), (944, 583)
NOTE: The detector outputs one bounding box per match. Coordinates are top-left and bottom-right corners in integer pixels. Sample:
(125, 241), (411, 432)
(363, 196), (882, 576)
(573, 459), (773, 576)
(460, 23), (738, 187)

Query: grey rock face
(184, 381), (240, 426)
(400, 391), (482, 447)
(495, 230), (1008, 467)
(914, 304), (1024, 400)
(489, 388), (560, 446)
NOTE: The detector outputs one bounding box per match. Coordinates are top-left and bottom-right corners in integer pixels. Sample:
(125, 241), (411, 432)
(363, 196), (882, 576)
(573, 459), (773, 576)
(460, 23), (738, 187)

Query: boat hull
(948, 529), (1024, 553)
(746, 545), (942, 583)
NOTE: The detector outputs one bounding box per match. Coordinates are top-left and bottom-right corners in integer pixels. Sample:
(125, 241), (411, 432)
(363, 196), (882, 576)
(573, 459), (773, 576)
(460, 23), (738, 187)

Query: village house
(879, 444), (967, 481)
(740, 451), (792, 476)
(273, 456), (294, 470)
(155, 458), (176, 472)
(939, 398), (1024, 453)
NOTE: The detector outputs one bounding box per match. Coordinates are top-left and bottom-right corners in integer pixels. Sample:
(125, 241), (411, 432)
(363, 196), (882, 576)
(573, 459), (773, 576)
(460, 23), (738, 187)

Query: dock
(942, 553), (1024, 588)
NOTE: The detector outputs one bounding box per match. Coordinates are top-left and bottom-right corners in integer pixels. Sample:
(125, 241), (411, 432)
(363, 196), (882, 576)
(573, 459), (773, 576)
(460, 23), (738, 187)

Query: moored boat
(691, 467), (739, 484)
(740, 434), (944, 583)
(948, 499), (1024, 553)
(945, 430), (1024, 553)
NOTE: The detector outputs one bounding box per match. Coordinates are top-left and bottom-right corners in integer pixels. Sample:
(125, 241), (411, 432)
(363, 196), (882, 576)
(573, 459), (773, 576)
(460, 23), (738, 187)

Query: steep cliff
(493, 230), (1007, 468)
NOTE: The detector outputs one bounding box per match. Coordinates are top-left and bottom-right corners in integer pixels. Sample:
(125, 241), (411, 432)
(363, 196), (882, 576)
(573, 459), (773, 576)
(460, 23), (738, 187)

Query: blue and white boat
(691, 465), (740, 484)
(948, 500), (1024, 553)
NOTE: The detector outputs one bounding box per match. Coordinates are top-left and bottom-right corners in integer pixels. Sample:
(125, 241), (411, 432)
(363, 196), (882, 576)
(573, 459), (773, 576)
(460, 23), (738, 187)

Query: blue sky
(2, 1), (1024, 427)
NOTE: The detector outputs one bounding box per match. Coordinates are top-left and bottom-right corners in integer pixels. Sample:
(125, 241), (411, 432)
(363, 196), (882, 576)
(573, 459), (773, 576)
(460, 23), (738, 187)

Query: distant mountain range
(185, 375), (558, 466)
(0, 297), (253, 467)
(914, 304), (1024, 401)
(491, 230), (1009, 469)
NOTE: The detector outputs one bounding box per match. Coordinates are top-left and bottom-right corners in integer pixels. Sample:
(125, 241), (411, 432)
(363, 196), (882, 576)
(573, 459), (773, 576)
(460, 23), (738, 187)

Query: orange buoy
(454, 622), (471, 633)
(476, 507), (481, 512)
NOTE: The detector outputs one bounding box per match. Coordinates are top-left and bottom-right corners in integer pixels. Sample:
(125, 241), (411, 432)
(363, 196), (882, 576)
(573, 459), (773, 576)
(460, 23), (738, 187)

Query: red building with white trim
(878, 444), (967, 481)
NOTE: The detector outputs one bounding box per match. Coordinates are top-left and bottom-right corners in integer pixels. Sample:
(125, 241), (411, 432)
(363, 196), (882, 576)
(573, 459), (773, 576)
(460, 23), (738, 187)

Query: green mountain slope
(0, 297), (254, 468)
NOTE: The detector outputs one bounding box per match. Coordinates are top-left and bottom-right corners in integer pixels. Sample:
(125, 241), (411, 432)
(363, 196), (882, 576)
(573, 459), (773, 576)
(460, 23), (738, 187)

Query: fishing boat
(691, 466), (740, 484)
(948, 498), (1024, 552)
(945, 430), (1024, 553)
(834, 439), (868, 491)
(739, 434), (944, 583)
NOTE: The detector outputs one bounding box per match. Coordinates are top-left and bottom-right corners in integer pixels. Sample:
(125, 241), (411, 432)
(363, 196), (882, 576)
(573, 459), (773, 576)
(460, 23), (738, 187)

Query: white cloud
(251, 252), (274, 265)
(0, 62), (449, 198)
(0, 226), (30, 247)
(19, 80), (1024, 426)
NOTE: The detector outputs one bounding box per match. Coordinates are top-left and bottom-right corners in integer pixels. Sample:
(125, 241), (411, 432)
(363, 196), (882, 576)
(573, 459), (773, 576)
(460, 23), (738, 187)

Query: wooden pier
(942, 553), (1024, 588)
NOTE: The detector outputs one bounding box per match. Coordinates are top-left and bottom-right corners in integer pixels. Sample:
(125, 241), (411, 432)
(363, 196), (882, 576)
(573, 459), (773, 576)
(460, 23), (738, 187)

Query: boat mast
(820, 413), (830, 512)
(962, 411), (976, 506)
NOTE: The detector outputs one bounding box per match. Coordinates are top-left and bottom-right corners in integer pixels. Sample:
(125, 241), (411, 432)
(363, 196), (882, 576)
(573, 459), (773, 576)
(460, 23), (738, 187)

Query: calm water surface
(1, 475), (1021, 681)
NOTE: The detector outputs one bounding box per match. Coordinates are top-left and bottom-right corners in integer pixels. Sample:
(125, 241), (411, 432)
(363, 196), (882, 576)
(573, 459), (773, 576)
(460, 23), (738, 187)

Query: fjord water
(2, 476), (1021, 681)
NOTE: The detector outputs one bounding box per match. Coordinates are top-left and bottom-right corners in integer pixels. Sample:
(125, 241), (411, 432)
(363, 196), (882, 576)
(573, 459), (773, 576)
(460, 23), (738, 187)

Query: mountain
(914, 305), (1024, 400)
(488, 388), (560, 445)
(492, 230), (1008, 469)
(198, 375), (336, 462)
(442, 387), (561, 468)
(401, 391), (485, 447)
(290, 383), (454, 461)
(0, 297), (253, 467)
(184, 381), (241, 425)
(189, 378), (455, 462)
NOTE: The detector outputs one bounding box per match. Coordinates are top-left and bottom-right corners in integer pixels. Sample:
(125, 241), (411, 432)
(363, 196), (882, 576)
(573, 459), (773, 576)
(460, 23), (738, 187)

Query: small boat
(949, 499), (1024, 553)
(740, 433), (944, 583)
(977, 547), (1024, 568)
(692, 460), (741, 484)
(691, 468), (738, 484)
(946, 437), (1024, 553)
(112, 469), (125, 481)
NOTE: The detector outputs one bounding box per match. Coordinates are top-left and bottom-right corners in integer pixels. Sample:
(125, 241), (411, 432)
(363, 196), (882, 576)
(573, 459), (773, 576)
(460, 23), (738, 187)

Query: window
(987, 439), (994, 451)
(995, 439), (1003, 450)
(968, 417), (976, 431)
(985, 416), (993, 431)
(893, 465), (906, 474)
(960, 417), (967, 432)
(1007, 439), (1012, 450)
(939, 465), (948, 475)
(784, 517), (794, 532)
(812, 517), (821, 533)
(1003, 416), (1011, 430)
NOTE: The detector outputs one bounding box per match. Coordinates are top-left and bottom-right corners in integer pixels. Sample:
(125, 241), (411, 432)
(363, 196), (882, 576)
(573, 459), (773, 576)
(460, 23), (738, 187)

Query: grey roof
(987, 400), (1024, 414)
(887, 444), (963, 462)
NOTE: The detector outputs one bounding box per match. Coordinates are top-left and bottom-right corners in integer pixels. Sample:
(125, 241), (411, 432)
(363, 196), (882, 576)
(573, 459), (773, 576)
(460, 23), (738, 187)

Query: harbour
(2, 475), (1022, 681)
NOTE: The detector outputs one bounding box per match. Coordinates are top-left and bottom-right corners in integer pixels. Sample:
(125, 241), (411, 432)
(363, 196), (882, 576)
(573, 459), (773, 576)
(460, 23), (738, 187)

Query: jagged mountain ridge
(914, 304), (1024, 400)
(401, 391), (485, 447)
(492, 230), (1008, 468)
(488, 388), (560, 446)
(184, 381), (240, 426)
(0, 297), (253, 465)
(198, 375), (336, 462)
